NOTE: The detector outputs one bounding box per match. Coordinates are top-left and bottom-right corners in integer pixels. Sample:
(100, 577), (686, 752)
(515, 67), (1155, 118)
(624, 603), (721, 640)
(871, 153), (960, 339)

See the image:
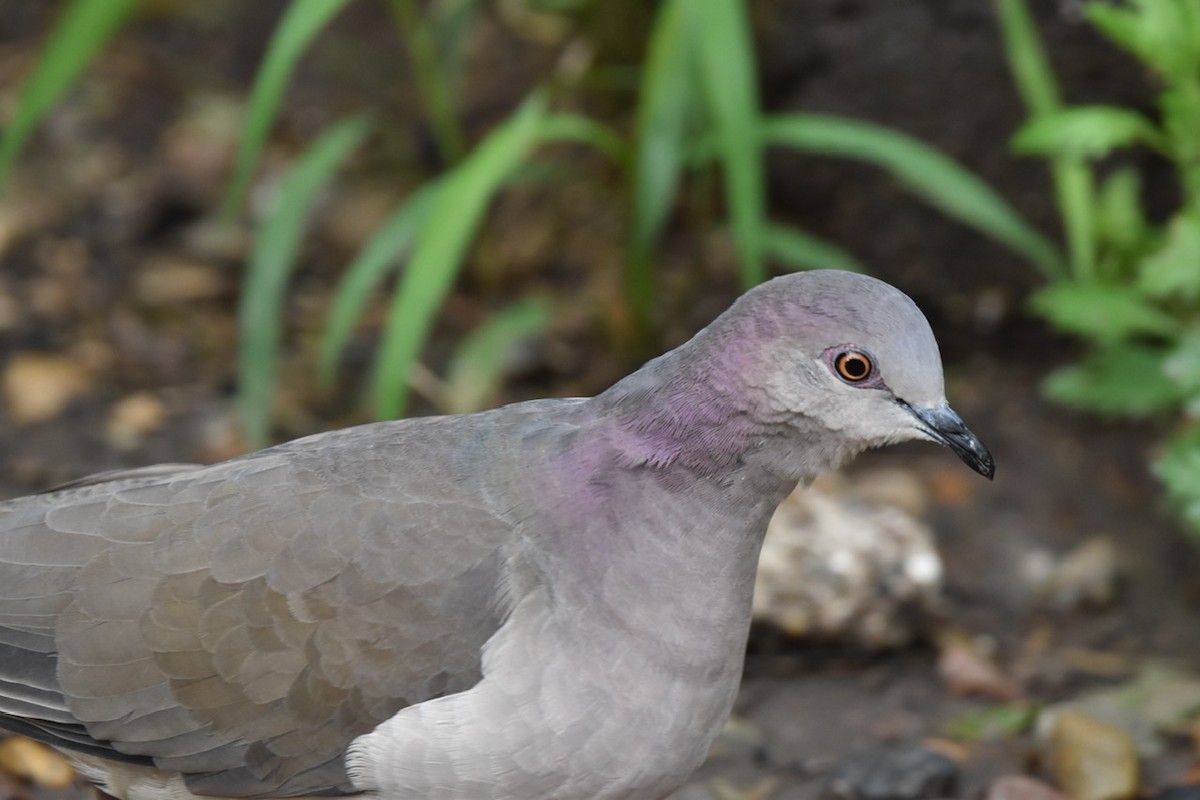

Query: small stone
(106, 392), (168, 450)
(828, 741), (959, 800)
(160, 93), (241, 195)
(0, 736), (75, 788)
(321, 188), (397, 250)
(753, 480), (942, 648)
(1043, 662), (1200, 757)
(985, 775), (1069, 800)
(3, 353), (92, 425)
(1043, 709), (1139, 800)
(135, 256), (227, 304)
(1040, 537), (1120, 610)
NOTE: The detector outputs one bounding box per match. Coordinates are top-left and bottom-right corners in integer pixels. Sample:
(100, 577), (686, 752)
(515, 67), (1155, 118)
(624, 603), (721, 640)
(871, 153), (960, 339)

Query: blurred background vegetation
(2, 0), (1200, 538)
(6, 6), (1200, 796)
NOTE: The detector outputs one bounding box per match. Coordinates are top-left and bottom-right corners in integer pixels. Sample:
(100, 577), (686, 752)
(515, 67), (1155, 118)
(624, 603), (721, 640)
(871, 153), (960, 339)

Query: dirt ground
(1, 2), (1198, 799)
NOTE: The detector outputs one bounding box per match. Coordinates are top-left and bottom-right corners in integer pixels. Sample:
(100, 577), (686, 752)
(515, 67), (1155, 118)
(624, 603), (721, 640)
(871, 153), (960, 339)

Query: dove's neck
(594, 329), (854, 494)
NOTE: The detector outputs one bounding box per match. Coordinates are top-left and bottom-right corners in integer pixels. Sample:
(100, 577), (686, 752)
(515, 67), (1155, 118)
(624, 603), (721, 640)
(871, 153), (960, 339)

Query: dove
(0, 270), (991, 799)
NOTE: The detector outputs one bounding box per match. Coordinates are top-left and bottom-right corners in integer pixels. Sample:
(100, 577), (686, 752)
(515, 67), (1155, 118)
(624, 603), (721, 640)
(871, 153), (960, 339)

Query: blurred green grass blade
(764, 224), (862, 272)
(539, 114), (628, 166)
(630, 0), (693, 319)
(238, 114), (372, 447)
(762, 113), (1064, 277)
(221, 0), (353, 219)
(686, 0), (766, 288)
(995, 0), (1095, 280)
(994, 0), (1060, 115)
(444, 297), (551, 414)
(371, 94), (548, 419)
(0, 0), (137, 192)
(318, 182), (440, 385)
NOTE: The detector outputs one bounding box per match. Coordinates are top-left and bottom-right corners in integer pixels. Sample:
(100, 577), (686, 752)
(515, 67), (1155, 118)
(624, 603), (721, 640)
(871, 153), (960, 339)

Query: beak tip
(906, 402), (995, 481)
(977, 456), (996, 481)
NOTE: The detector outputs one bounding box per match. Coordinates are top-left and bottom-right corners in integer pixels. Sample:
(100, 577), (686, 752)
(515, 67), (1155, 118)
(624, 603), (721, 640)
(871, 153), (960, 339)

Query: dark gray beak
(905, 403), (994, 480)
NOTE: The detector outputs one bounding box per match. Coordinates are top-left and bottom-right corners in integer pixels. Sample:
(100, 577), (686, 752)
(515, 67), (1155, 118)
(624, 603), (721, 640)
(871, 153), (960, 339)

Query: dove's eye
(834, 351), (873, 383)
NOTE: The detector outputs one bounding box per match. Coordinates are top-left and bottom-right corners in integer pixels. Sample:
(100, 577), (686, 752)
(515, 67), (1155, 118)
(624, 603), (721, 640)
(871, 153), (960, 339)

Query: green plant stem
(1053, 160), (1097, 281)
(995, 0), (1096, 280)
(388, 0), (466, 164)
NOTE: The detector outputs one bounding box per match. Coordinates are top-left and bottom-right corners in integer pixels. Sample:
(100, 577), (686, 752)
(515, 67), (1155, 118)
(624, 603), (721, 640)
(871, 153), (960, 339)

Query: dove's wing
(0, 408), (542, 797)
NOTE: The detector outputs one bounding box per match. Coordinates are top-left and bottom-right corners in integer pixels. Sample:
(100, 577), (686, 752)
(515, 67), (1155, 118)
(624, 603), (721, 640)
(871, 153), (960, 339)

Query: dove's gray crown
(0, 270), (991, 800)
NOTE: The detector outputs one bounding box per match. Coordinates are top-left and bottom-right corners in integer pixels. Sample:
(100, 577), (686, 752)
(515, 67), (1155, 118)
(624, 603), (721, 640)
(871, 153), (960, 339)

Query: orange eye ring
(834, 351), (873, 382)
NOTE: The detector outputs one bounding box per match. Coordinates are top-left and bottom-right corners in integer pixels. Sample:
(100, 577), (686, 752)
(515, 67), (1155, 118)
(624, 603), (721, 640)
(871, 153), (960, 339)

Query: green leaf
(0, 0), (138, 192)
(371, 93), (548, 419)
(221, 0), (354, 218)
(762, 113), (1063, 277)
(630, 0), (694, 320)
(539, 114), (628, 166)
(1163, 329), (1200, 413)
(1012, 106), (1164, 159)
(1096, 166), (1148, 256)
(1028, 281), (1179, 343)
(1042, 344), (1182, 417)
(1086, 0), (1200, 81)
(318, 181), (440, 385)
(763, 224), (862, 273)
(444, 297), (551, 414)
(1138, 213), (1200, 301)
(685, 0), (766, 288)
(238, 114), (372, 447)
(1084, 3), (1148, 64)
(1154, 427), (1200, 535)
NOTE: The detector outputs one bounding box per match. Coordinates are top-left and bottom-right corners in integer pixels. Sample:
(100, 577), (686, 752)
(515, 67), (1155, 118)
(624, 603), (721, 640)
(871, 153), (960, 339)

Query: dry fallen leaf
(937, 632), (1022, 701)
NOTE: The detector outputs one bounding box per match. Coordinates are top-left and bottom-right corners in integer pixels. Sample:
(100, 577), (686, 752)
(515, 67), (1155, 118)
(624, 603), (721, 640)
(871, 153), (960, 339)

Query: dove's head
(711, 270), (994, 479)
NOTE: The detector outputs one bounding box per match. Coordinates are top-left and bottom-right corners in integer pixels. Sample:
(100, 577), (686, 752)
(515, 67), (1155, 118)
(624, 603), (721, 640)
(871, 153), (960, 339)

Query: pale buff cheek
(752, 368), (826, 419)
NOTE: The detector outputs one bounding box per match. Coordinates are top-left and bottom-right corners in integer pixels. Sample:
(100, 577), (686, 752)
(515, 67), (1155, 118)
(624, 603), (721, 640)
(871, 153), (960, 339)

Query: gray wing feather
(0, 408), (550, 797)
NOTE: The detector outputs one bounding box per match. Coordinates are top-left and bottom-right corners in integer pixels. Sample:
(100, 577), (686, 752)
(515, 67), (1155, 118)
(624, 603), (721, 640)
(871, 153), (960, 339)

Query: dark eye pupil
(837, 353), (869, 379)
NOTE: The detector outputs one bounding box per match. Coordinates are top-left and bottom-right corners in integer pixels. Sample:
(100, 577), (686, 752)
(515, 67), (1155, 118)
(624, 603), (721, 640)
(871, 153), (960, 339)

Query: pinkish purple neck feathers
(594, 311), (784, 480)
